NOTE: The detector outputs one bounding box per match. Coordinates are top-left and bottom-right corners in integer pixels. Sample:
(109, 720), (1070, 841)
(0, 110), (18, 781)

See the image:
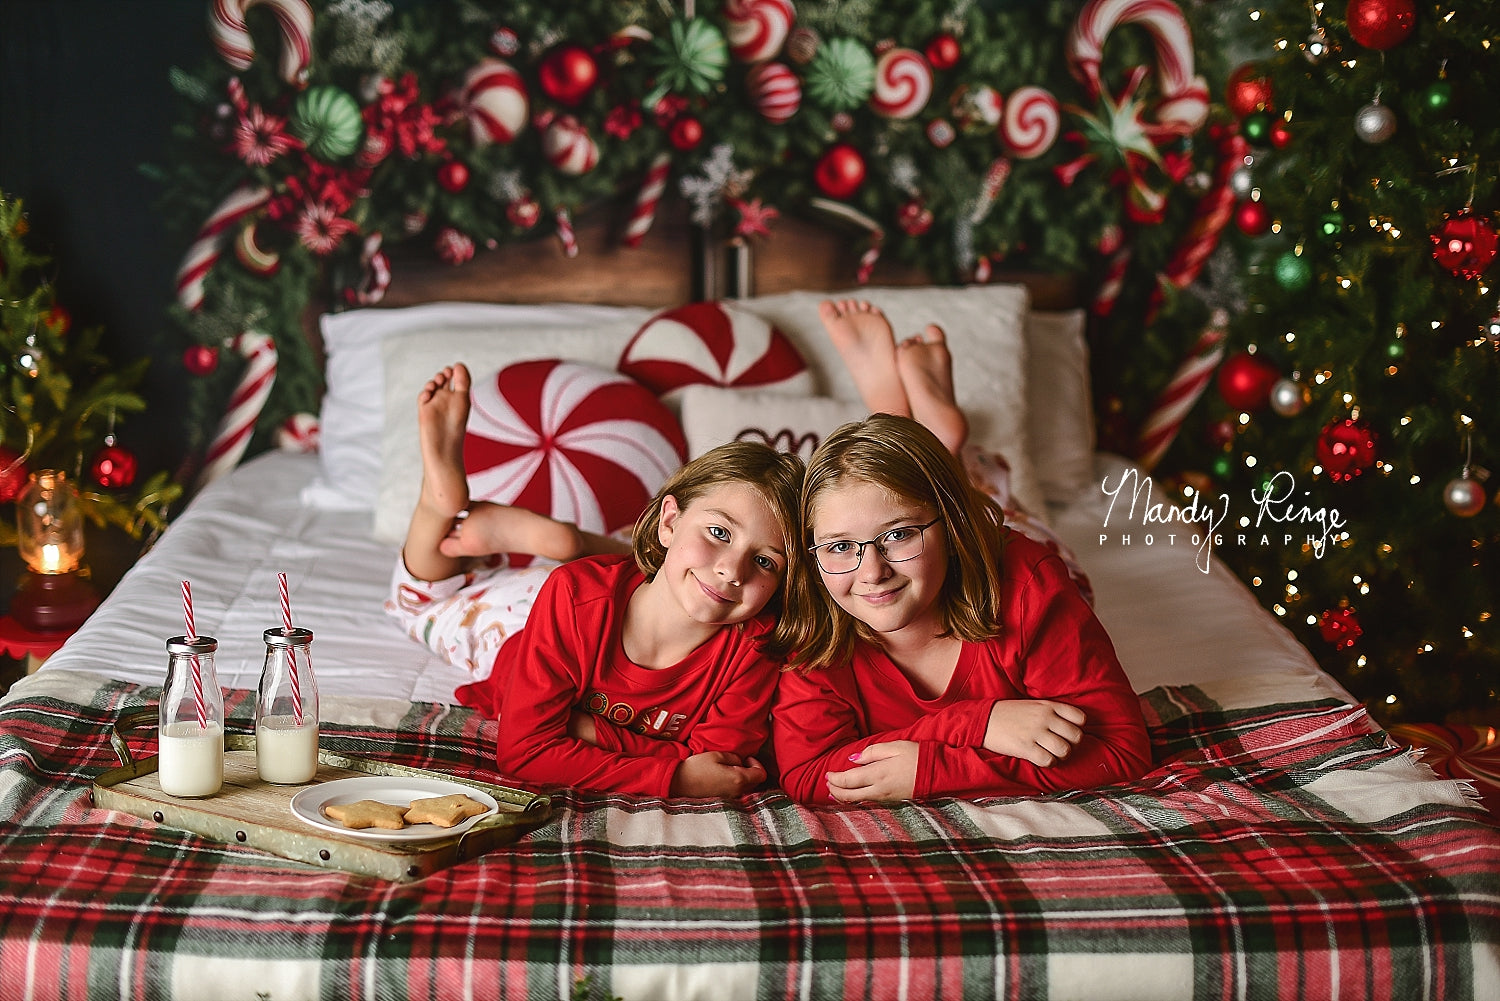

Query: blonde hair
(781, 414), (1008, 671)
(631, 440), (806, 657)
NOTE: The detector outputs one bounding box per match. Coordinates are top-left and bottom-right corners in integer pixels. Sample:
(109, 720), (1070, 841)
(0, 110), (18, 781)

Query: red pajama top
(773, 533), (1151, 804)
(456, 555), (779, 797)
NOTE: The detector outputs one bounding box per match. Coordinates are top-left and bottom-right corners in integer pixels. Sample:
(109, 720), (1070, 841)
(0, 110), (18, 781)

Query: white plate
(289, 775), (499, 843)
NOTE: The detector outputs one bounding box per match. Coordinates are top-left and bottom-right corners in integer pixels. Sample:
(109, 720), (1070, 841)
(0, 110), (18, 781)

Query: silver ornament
(1302, 27), (1328, 64)
(1229, 166), (1254, 199)
(1355, 102), (1397, 143)
(1270, 378), (1309, 417)
(1443, 475), (1487, 517)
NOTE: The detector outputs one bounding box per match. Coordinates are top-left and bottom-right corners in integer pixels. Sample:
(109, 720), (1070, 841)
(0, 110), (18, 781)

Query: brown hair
(781, 414), (1008, 671)
(631, 440), (806, 657)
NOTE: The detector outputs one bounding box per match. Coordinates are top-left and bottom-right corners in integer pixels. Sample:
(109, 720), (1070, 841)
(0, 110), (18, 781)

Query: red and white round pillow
(464, 360), (687, 558)
(618, 301), (812, 397)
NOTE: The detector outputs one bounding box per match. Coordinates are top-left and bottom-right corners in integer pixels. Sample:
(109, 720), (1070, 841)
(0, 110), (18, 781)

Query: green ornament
(291, 86), (364, 162)
(1386, 339), (1405, 359)
(1274, 251), (1312, 291)
(1422, 80), (1453, 112)
(646, 19), (728, 106)
(1211, 454), (1234, 480)
(1318, 211), (1344, 240)
(1241, 111), (1273, 145)
(806, 37), (876, 112)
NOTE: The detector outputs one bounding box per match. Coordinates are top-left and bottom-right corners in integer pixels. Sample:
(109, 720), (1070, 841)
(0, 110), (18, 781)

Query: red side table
(0, 615), (74, 674)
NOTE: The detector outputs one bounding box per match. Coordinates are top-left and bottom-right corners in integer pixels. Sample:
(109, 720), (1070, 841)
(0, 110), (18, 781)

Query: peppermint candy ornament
(869, 48), (932, 119)
(464, 360), (687, 542)
(542, 115), (600, 175)
(999, 86), (1060, 159)
(746, 62), (801, 124)
(724, 0), (795, 63)
(461, 58), (529, 146)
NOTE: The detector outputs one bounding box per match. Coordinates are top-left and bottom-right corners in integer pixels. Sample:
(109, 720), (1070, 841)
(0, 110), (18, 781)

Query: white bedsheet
(38, 450), (1350, 707)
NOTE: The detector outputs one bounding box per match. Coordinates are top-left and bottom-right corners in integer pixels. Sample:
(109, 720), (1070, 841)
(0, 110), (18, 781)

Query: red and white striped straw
(181, 580), (206, 728)
(278, 572), (303, 725)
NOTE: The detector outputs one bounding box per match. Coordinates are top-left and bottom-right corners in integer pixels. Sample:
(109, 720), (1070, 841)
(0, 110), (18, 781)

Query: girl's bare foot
(897, 325), (968, 455)
(415, 364), (472, 520)
(818, 299), (911, 417)
(438, 502), (594, 562)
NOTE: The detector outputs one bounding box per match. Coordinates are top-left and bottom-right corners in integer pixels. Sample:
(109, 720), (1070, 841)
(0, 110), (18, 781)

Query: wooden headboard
(378, 197), (1080, 312)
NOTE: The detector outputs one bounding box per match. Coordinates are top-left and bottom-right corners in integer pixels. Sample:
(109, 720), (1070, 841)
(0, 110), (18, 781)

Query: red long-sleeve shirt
(773, 533), (1151, 803)
(456, 556), (779, 797)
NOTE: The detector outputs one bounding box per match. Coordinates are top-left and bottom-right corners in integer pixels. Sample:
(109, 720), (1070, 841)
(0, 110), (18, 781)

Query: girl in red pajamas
(394, 363), (805, 798)
(772, 302), (1150, 804)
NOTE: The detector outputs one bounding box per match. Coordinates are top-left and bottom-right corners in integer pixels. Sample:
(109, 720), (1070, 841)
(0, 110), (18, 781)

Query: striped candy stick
(198, 331), (277, 488)
(622, 153), (672, 248)
(1134, 310), (1228, 472)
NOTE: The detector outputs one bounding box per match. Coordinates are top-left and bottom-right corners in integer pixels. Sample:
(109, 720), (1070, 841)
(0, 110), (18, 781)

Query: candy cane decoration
(175, 185), (271, 312)
(1067, 0), (1203, 113)
(808, 197), (885, 283)
(209, 0), (315, 87)
(623, 153), (672, 248)
(555, 207), (579, 258)
(1091, 243), (1132, 317)
(1156, 133), (1250, 301)
(198, 331), (277, 488)
(1134, 310), (1227, 471)
(857, 232), (885, 285)
(969, 157), (1013, 225)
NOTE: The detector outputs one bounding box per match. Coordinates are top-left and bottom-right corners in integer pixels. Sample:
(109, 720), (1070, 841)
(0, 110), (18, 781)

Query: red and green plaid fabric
(2, 671), (1497, 1001)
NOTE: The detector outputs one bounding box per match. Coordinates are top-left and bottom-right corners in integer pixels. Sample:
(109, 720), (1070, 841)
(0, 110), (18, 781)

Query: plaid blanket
(2, 670), (1497, 1001)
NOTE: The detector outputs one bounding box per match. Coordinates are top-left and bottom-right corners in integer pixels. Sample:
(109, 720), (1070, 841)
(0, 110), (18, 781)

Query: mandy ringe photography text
(1098, 468), (1348, 574)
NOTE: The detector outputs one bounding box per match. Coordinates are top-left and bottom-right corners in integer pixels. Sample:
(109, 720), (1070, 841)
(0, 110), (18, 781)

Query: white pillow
(1024, 309), (1095, 506)
(733, 285), (1045, 517)
(372, 321), (648, 544)
(678, 386), (865, 463)
(311, 302), (651, 510)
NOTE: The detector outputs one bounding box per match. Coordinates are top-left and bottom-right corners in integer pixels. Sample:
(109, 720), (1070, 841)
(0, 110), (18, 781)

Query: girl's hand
(671, 751), (767, 797)
(982, 700), (1086, 766)
(826, 741), (919, 802)
(567, 710), (597, 744)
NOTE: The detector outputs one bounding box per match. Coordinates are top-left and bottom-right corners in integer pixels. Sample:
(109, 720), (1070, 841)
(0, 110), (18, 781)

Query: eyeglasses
(808, 519), (942, 574)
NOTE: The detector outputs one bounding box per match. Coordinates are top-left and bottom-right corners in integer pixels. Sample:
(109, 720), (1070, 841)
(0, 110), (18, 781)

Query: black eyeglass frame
(807, 518), (943, 574)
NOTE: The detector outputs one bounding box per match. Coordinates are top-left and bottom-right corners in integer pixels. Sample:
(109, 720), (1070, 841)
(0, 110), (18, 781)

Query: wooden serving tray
(91, 707), (552, 882)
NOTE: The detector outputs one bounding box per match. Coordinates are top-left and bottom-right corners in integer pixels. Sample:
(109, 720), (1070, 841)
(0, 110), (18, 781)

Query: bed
(3, 206), (1498, 1001)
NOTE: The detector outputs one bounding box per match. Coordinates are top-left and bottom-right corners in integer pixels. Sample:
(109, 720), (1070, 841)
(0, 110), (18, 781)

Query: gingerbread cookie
(324, 799), (409, 830)
(404, 793), (489, 828)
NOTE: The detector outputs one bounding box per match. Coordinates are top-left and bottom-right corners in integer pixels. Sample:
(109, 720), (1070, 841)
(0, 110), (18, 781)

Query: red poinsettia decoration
(1316, 418), (1378, 482)
(361, 73), (446, 166)
(225, 78), (300, 167)
(605, 103), (643, 140)
(730, 198), (779, 239)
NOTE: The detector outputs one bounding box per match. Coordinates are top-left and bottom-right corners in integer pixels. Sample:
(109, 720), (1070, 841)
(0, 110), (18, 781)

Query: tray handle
(109, 705), (159, 768)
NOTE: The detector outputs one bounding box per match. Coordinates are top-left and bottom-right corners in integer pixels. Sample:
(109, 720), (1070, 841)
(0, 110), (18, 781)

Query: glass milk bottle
(158, 635), (225, 797)
(255, 627), (319, 784)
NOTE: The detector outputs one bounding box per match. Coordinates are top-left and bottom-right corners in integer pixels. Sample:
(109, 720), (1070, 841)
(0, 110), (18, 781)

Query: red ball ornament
(897, 199), (933, 237)
(813, 143), (866, 200)
(44, 304), (72, 336)
(925, 33), (960, 71)
(1430, 210), (1498, 280)
(1269, 119), (1293, 149)
(1316, 418), (1378, 482)
(538, 44), (598, 106)
(0, 445), (29, 503)
(669, 116), (704, 151)
(507, 195), (541, 230)
(183, 343), (220, 376)
(1225, 63), (1273, 118)
(1216, 351), (1280, 411)
(437, 160), (470, 192)
(1346, 0), (1416, 50)
(1206, 418), (1237, 448)
(1234, 199), (1272, 236)
(90, 442), (138, 490)
(1318, 606), (1363, 650)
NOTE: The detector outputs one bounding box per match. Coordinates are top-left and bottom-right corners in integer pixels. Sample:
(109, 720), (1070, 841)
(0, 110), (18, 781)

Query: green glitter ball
(1241, 111), (1273, 145)
(1318, 212), (1344, 240)
(1211, 454), (1234, 480)
(806, 37), (876, 112)
(1386, 340), (1405, 360)
(291, 86), (364, 162)
(1423, 80), (1453, 112)
(1274, 251), (1312, 291)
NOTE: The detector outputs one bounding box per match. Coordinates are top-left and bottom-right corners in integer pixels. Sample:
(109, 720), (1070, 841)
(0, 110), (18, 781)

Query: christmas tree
(0, 194), (181, 546)
(1164, 0), (1498, 724)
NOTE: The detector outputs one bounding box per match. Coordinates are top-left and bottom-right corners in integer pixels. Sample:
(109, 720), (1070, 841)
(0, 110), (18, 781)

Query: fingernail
(848, 752), (861, 763)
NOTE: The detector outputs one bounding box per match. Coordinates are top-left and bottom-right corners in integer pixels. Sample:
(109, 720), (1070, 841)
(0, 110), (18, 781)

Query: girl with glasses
(772, 303), (1150, 804)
